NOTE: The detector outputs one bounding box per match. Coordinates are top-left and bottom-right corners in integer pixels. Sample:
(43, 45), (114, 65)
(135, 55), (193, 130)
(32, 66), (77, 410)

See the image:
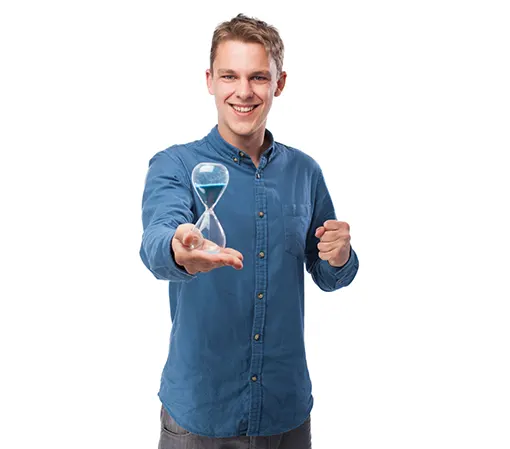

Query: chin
(227, 122), (257, 136)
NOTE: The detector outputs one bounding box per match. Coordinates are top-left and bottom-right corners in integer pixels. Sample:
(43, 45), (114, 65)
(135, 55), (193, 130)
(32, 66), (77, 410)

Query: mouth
(229, 104), (260, 116)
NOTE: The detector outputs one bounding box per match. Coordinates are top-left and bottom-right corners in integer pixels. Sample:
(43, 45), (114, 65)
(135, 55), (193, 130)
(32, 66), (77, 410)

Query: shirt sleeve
(139, 149), (197, 282)
(304, 168), (359, 292)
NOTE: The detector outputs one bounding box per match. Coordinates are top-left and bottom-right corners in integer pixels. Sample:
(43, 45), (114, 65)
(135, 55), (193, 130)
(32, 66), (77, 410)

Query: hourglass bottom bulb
(189, 228), (221, 254)
(203, 246), (220, 254)
(190, 242), (220, 253)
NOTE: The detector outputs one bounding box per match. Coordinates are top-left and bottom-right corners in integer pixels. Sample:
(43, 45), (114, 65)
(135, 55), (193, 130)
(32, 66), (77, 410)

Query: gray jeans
(158, 405), (312, 449)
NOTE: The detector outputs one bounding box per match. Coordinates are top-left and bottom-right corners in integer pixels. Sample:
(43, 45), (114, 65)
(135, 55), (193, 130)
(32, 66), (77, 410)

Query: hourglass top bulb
(195, 183), (227, 209)
(192, 163), (229, 208)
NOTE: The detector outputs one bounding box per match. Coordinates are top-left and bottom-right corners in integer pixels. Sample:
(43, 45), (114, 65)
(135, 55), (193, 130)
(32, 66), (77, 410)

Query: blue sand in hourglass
(195, 183), (227, 207)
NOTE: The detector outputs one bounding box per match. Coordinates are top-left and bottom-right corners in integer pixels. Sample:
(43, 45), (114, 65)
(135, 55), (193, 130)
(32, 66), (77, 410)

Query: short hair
(210, 13), (285, 77)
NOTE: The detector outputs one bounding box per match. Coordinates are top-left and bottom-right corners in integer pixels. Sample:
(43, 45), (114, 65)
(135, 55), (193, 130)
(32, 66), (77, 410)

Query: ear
(206, 69), (214, 95)
(274, 71), (287, 97)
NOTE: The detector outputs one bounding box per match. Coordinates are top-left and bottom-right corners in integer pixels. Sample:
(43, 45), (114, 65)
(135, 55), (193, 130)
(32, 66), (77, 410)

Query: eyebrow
(217, 69), (272, 78)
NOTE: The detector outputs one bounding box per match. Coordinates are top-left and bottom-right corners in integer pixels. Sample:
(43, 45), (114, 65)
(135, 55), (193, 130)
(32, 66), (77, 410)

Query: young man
(140, 13), (359, 449)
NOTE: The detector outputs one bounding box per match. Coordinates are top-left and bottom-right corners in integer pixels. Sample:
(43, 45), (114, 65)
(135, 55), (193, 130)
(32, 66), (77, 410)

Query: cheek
(258, 88), (274, 105)
(215, 83), (233, 96)
(261, 95), (273, 111)
(214, 92), (226, 107)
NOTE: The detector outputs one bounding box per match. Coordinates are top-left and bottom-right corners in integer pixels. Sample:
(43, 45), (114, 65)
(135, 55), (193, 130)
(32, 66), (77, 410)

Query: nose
(236, 77), (254, 100)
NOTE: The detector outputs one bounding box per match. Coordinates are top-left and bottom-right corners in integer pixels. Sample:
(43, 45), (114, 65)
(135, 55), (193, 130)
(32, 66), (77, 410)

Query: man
(140, 13), (359, 449)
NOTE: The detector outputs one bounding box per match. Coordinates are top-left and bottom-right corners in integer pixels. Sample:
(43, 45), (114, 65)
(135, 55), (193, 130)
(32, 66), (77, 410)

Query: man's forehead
(214, 40), (276, 69)
(216, 68), (272, 76)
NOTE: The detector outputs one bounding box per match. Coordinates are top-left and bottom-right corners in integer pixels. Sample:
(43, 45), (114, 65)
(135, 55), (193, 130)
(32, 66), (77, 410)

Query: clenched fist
(171, 223), (244, 275)
(315, 220), (352, 268)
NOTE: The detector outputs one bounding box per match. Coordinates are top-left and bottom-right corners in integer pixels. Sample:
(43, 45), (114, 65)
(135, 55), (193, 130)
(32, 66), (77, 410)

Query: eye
(221, 75), (235, 80)
(252, 76), (268, 81)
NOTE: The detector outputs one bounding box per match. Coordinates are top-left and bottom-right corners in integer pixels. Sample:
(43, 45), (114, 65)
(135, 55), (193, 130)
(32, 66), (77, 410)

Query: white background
(1, 1), (509, 448)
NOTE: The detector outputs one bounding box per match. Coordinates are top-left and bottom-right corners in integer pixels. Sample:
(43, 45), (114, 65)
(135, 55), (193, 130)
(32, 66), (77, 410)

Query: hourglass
(190, 162), (229, 253)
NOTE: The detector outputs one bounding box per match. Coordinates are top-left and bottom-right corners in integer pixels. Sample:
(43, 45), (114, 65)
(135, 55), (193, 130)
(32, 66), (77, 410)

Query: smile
(229, 104), (259, 114)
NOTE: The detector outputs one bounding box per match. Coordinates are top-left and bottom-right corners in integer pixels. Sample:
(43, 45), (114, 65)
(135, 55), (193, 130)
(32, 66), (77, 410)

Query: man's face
(206, 40), (286, 141)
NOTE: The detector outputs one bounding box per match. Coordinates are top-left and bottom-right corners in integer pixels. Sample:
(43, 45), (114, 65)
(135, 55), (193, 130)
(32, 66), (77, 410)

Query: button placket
(247, 159), (267, 435)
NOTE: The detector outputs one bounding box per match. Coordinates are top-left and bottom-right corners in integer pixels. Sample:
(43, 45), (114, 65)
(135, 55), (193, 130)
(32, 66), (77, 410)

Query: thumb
(315, 226), (325, 238)
(182, 230), (201, 248)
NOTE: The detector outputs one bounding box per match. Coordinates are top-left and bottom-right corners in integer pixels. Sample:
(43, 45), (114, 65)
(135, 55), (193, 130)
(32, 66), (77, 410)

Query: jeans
(158, 404), (312, 449)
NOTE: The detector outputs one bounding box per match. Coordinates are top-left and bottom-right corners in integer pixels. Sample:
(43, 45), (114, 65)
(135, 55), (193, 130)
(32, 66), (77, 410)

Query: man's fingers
(315, 226), (325, 238)
(209, 256), (243, 270)
(182, 230), (202, 248)
(318, 247), (336, 260)
(191, 249), (243, 270)
(175, 223), (196, 240)
(218, 253), (243, 270)
(318, 229), (349, 243)
(324, 220), (349, 231)
(317, 240), (337, 252)
(323, 220), (341, 231)
(182, 232), (193, 246)
(222, 247), (244, 261)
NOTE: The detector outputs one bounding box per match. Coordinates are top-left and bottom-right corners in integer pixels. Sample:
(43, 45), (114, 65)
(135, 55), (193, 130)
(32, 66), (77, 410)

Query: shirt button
(239, 151), (245, 157)
(256, 173), (261, 179)
(259, 251), (265, 258)
(251, 375), (258, 382)
(254, 334), (260, 341)
(233, 157), (239, 163)
(257, 293), (264, 299)
(258, 211), (264, 218)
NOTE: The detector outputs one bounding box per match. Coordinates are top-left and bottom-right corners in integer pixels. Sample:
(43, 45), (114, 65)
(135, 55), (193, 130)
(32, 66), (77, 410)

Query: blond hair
(210, 13), (285, 77)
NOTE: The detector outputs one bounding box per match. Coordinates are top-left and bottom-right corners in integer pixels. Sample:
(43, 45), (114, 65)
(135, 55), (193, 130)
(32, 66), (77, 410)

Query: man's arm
(139, 149), (197, 282)
(139, 150), (244, 281)
(304, 169), (359, 292)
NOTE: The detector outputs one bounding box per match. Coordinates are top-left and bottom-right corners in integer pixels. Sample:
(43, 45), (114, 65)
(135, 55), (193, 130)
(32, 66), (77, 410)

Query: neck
(217, 122), (270, 164)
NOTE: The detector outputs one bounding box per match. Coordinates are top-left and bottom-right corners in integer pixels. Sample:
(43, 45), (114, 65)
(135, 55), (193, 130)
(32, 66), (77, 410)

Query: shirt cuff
(325, 246), (358, 280)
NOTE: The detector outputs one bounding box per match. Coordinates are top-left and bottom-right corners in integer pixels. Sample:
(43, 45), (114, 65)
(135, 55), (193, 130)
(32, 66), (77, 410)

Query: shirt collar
(206, 125), (277, 166)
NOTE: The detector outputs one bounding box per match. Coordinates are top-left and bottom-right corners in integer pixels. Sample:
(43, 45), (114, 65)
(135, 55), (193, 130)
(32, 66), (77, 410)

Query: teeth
(232, 105), (255, 113)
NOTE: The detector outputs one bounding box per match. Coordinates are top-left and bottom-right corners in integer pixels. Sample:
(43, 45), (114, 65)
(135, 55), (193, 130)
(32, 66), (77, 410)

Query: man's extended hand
(315, 220), (351, 267)
(171, 223), (244, 275)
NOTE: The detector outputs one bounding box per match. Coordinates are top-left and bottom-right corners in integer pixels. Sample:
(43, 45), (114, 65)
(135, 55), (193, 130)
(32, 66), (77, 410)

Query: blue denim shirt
(140, 125), (359, 437)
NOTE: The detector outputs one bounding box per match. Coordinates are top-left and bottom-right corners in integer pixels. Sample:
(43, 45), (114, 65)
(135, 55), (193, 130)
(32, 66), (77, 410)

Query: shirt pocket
(282, 204), (312, 259)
